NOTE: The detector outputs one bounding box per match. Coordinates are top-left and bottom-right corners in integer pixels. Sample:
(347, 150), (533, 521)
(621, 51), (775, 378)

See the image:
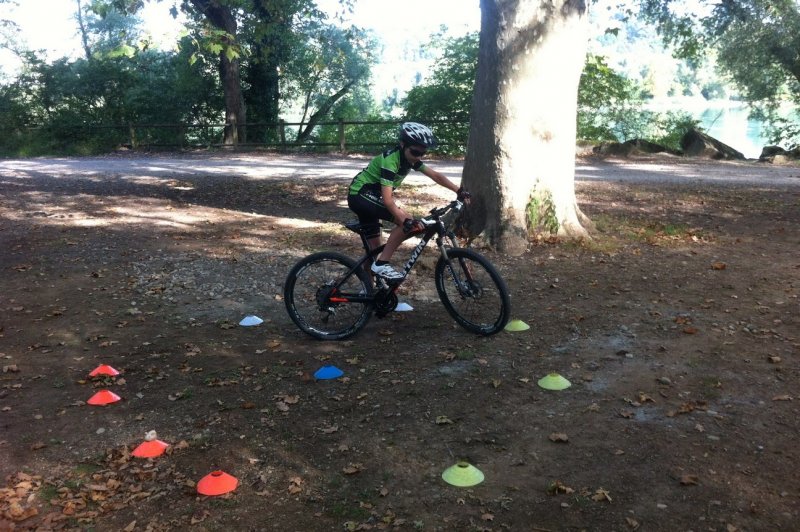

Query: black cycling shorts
(348, 184), (393, 238)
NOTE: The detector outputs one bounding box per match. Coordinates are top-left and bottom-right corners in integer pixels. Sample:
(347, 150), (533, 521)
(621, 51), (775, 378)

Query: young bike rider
(347, 122), (467, 280)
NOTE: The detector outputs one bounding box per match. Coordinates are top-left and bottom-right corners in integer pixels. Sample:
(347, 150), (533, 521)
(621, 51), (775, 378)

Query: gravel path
(1, 152), (798, 187)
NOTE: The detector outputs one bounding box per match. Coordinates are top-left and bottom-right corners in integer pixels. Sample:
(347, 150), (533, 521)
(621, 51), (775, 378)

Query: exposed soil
(1, 152), (799, 531)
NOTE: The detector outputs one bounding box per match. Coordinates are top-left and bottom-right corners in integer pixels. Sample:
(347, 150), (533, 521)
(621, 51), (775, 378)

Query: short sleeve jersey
(348, 146), (426, 195)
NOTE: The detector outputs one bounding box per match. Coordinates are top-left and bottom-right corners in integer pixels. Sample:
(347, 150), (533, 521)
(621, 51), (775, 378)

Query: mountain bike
(283, 199), (511, 340)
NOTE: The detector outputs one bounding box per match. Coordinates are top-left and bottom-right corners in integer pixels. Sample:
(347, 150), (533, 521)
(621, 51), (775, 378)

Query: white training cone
(395, 302), (414, 312)
(239, 315), (264, 326)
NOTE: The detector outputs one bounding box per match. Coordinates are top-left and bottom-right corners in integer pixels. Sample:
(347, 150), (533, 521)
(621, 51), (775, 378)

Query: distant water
(698, 104), (767, 159)
(646, 98), (772, 159)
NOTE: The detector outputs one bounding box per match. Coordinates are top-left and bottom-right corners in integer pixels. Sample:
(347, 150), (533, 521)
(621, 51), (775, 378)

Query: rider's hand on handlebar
(402, 218), (425, 234)
(457, 187), (471, 204)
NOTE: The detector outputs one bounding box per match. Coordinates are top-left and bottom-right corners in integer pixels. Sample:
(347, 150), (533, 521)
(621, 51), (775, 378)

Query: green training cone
(504, 319), (530, 332)
(442, 462), (485, 487)
(537, 373), (571, 391)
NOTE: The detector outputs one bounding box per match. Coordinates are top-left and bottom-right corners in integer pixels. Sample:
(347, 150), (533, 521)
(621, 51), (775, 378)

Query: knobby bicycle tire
(435, 248), (511, 335)
(284, 251), (372, 340)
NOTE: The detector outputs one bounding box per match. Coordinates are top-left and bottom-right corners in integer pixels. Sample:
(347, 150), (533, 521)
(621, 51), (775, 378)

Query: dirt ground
(1, 152), (798, 531)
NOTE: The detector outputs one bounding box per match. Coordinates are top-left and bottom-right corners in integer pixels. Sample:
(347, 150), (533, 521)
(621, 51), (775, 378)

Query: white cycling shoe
(371, 262), (404, 280)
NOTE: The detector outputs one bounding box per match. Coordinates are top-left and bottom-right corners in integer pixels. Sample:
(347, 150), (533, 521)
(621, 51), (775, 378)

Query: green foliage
(526, 190), (559, 235)
(638, 0), (800, 147)
(650, 112), (699, 151)
(577, 54), (644, 141)
(402, 33), (478, 154)
(576, 54), (700, 150)
(282, 21), (373, 142)
(0, 44), (220, 156)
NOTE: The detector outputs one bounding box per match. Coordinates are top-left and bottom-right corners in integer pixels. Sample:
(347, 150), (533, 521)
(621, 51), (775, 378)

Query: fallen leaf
(481, 513), (494, 521)
(680, 474), (699, 485)
(626, 516), (640, 530)
(547, 480), (574, 495)
(711, 262), (727, 270)
(190, 510), (210, 524)
(319, 425), (339, 434)
(342, 463), (363, 475)
(592, 487), (612, 502)
(682, 326), (699, 334)
(772, 395), (792, 401)
(435, 416), (454, 425)
(638, 392), (655, 403)
(491, 379), (501, 388)
(548, 432), (569, 443)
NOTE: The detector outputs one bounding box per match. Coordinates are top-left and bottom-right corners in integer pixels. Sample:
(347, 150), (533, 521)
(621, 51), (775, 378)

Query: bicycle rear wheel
(435, 248), (511, 335)
(284, 252), (372, 340)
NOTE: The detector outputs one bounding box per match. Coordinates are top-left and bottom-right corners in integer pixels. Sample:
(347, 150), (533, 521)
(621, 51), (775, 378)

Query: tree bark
(190, 0), (246, 145)
(295, 79), (357, 144)
(462, 0), (592, 253)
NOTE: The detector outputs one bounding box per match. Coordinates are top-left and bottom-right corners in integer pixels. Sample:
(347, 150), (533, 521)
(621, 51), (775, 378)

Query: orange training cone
(132, 431), (169, 458)
(87, 389), (122, 405)
(89, 364), (120, 377)
(197, 470), (238, 496)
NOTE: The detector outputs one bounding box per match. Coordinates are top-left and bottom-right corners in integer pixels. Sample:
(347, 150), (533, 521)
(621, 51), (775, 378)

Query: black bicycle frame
(326, 223), (448, 305)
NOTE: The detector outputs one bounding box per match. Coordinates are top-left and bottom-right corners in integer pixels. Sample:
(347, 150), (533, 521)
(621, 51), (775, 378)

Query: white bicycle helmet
(399, 122), (437, 148)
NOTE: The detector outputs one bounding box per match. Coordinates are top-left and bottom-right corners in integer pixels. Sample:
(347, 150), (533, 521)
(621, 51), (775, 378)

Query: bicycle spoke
(284, 252), (371, 340)
(435, 248), (510, 335)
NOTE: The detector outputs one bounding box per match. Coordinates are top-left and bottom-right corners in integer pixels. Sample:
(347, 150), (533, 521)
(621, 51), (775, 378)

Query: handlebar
(403, 200), (463, 234)
(425, 199), (464, 220)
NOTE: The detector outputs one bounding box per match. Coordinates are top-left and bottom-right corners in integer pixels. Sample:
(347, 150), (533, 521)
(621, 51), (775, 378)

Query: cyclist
(347, 122), (465, 280)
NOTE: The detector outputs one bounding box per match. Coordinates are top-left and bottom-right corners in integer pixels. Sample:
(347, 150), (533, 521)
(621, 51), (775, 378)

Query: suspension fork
(437, 230), (476, 292)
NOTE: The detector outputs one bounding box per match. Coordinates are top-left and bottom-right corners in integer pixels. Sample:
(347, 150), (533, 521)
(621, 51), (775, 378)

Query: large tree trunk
(190, 0), (246, 145)
(246, 2), (289, 142)
(462, 0), (592, 253)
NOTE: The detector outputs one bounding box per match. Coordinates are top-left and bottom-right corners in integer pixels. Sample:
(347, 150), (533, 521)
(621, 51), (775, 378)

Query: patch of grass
(38, 484), (60, 503)
(209, 496), (238, 508)
(455, 349), (475, 361)
(327, 501), (372, 520)
(700, 377), (723, 399)
(73, 463), (102, 477)
(591, 214), (707, 246)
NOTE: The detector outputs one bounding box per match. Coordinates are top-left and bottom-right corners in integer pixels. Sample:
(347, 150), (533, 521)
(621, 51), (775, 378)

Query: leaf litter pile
(1, 154), (799, 530)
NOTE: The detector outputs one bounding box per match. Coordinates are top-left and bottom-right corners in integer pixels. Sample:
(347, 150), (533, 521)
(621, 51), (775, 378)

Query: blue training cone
(314, 365), (344, 380)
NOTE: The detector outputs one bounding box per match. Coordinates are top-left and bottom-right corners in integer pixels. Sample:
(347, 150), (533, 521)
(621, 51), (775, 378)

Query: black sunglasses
(408, 147), (426, 157)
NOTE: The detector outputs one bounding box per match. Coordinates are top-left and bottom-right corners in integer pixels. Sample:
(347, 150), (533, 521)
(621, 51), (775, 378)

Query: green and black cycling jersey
(348, 146), (426, 195)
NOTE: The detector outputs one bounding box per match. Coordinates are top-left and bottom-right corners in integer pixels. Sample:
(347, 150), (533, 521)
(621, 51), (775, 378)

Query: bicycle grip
(403, 218), (423, 234)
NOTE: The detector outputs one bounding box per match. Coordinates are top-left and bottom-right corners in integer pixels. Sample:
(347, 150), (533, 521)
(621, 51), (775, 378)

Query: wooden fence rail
(24, 118), (469, 153)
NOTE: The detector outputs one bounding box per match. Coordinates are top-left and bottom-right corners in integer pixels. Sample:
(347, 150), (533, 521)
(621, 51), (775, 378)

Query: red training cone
(89, 365), (120, 377)
(87, 390), (121, 406)
(132, 439), (169, 458)
(197, 470), (238, 496)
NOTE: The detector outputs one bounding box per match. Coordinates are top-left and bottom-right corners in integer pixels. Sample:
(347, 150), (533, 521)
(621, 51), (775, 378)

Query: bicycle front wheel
(284, 252), (372, 340)
(435, 248), (511, 335)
